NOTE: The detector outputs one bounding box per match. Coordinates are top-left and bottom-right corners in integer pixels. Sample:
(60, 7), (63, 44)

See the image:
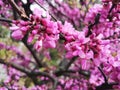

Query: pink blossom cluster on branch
(0, 0), (120, 90)
(10, 10), (60, 51)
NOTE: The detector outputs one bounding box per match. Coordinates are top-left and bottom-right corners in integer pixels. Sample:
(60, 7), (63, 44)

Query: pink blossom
(27, 34), (34, 43)
(34, 39), (43, 52)
(11, 30), (24, 40)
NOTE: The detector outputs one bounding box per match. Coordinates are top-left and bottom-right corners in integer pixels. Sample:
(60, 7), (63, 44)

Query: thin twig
(0, 18), (12, 23)
(7, 0), (29, 20)
(86, 13), (101, 37)
(98, 66), (108, 84)
(65, 56), (78, 70)
(22, 35), (43, 67)
(0, 59), (31, 74)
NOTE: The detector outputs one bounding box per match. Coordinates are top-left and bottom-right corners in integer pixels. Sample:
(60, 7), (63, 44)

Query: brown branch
(22, 0), (32, 16)
(98, 66), (108, 84)
(7, 0), (29, 20)
(0, 18), (12, 23)
(86, 13), (101, 37)
(65, 56), (78, 70)
(0, 82), (11, 90)
(55, 69), (90, 78)
(0, 59), (31, 74)
(22, 35), (44, 67)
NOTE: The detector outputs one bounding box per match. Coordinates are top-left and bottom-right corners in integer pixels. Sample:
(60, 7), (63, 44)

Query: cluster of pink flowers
(81, 1), (120, 88)
(10, 9), (60, 51)
(9, 1), (120, 88)
(0, 0), (11, 18)
(58, 21), (90, 59)
(48, 0), (81, 27)
(2, 0), (120, 89)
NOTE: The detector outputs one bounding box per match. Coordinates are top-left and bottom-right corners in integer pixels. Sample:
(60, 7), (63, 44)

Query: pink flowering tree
(0, 0), (120, 89)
